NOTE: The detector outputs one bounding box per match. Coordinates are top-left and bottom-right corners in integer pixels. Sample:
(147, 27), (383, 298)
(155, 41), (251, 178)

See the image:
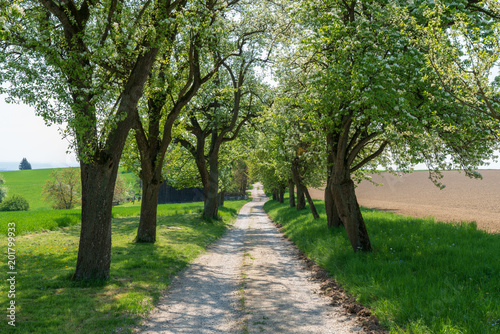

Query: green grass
(0, 200), (248, 333)
(264, 197), (500, 334)
(0, 209), (81, 235)
(0, 168), (140, 211)
(0, 169), (55, 210)
(0, 201), (217, 236)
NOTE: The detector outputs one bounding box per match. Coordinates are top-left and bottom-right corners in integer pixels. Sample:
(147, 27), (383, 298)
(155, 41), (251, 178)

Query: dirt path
(140, 184), (361, 333)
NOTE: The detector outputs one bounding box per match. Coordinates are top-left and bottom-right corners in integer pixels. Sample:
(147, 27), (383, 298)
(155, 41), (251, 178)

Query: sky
(0, 97), (499, 171)
(0, 96), (79, 170)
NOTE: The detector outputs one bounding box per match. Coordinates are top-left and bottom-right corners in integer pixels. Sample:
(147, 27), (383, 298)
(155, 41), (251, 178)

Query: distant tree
(113, 174), (133, 204)
(0, 174), (7, 203)
(19, 158), (31, 170)
(43, 168), (81, 209)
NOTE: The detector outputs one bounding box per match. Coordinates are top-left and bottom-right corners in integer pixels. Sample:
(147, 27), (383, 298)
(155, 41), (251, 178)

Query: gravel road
(140, 183), (361, 333)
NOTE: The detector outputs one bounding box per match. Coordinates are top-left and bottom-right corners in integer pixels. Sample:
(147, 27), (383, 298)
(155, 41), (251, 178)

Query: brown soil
(309, 170), (500, 234)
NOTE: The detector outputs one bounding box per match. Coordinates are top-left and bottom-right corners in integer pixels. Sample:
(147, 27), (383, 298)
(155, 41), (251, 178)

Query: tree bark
(302, 185), (319, 219)
(296, 186), (305, 210)
(332, 178), (371, 252)
(218, 190), (226, 207)
(291, 160), (310, 214)
(73, 162), (117, 281)
(325, 132), (342, 227)
(203, 154), (219, 219)
(135, 176), (162, 243)
(278, 184), (285, 203)
(325, 179), (342, 228)
(288, 179), (295, 208)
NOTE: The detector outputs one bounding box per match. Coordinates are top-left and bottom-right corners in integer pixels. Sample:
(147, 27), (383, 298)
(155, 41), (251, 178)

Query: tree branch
(347, 131), (379, 167)
(350, 141), (388, 173)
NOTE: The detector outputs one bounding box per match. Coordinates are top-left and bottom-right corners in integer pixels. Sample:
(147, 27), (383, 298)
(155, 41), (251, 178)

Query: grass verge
(0, 200), (248, 333)
(264, 197), (499, 334)
(0, 202), (209, 236)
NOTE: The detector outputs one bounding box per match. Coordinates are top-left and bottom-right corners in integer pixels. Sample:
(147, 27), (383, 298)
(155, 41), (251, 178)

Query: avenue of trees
(1, 0), (499, 280)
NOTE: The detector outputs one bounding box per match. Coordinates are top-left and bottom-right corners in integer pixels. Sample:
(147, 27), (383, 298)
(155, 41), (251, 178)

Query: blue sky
(0, 97), (499, 170)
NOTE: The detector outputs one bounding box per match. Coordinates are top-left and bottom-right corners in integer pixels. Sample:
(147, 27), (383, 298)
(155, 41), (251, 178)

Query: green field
(0, 201), (211, 236)
(264, 196), (500, 334)
(0, 168), (140, 211)
(0, 169), (55, 210)
(0, 199), (248, 333)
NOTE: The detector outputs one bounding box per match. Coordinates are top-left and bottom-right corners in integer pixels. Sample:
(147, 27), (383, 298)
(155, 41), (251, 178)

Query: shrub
(0, 194), (30, 211)
(43, 168), (81, 209)
(0, 174), (7, 203)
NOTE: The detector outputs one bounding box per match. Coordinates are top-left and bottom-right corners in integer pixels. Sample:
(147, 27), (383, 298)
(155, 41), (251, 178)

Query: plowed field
(309, 170), (500, 234)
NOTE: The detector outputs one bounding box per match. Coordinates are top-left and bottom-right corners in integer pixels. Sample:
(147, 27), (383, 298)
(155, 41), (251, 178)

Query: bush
(42, 168), (81, 209)
(0, 194), (30, 211)
(0, 174), (7, 203)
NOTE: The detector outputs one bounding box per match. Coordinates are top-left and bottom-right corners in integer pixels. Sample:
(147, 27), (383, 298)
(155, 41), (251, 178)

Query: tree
(19, 158), (31, 170)
(129, 0), (238, 243)
(278, 0), (498, 252)
(413, 0), (500, 122)
(177, 54), (267, 219)
(113, 173), (133, 204)
(253, 93), (324, 218)
(0, 174), (7, 203)
(1, 0), (187, 280)
(43, 168), (81, 209)
(218, 132), (255, 205)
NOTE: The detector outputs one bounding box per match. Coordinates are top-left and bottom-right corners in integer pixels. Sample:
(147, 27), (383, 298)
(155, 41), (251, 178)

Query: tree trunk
(218, 190), (226, 207)
(291, 162), (306, 211)
(325, 180), (342, 228)
(279, 185), (285, 203)
(302, 186), (319, 219)
(325, 132), (342, 227)
(288, 179), (295, 208)
(203, 155), (219, 219)
(296, 186), (305, 210)
(73, 162), (118, 281)
(135, 178), (162, 243)
(272, 190), (278, 201)
(332, 178), (371, 252)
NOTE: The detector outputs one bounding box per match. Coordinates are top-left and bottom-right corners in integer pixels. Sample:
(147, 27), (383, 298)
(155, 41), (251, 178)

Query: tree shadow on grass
(294, 207), (500, 333)
(3, 211), (233, 334)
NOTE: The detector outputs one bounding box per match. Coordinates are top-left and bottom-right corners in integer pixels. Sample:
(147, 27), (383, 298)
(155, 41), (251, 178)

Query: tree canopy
(1, 0), (499, 280)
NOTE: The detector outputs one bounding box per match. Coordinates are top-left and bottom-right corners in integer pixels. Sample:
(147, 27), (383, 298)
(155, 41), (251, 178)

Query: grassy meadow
(264, 196), (500, 334)
(0, 168), (141, 211)
(0, 199), (248, 333)
(0, 169), (55, 210)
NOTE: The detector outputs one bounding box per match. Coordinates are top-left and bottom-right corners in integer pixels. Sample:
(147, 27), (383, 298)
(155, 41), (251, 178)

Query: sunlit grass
(0, 168), (140, 211)
(0, 200), (248, 333)
(264, 196), (500, 334)
(0, 169), (54, 210)
(0, 202), (208, 236)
